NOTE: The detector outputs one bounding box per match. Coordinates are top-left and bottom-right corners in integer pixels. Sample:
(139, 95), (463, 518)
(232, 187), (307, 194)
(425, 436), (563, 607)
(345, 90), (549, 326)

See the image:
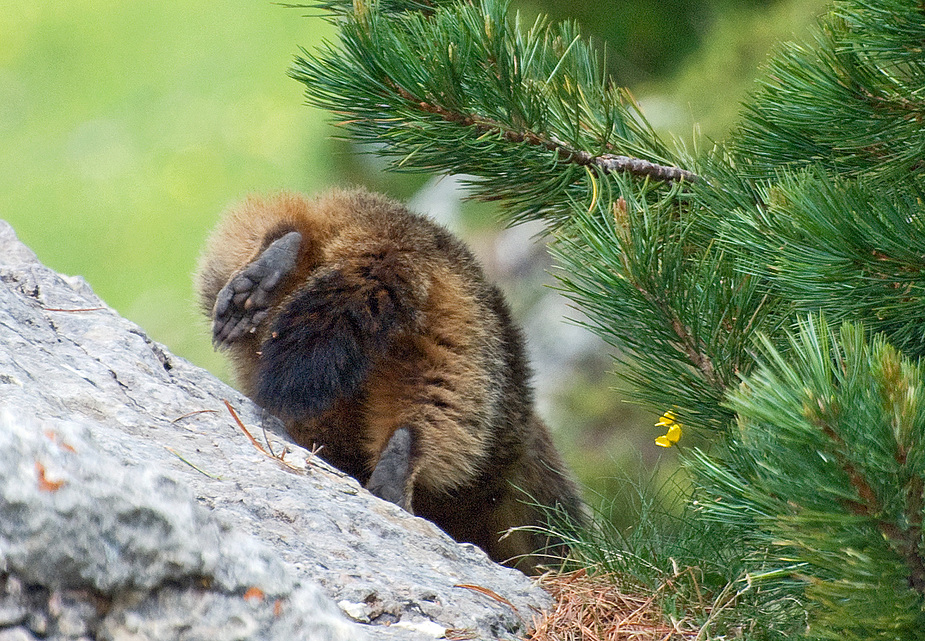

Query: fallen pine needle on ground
(529, 568), (700, 641)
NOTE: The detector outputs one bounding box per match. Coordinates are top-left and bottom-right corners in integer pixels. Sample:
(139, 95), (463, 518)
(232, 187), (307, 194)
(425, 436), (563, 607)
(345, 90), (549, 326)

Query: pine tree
(289, 0), (925, 637)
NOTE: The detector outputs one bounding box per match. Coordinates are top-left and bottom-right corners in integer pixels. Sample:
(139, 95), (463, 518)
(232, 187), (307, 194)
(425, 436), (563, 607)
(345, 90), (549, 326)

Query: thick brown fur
(196, 188), (584, 572)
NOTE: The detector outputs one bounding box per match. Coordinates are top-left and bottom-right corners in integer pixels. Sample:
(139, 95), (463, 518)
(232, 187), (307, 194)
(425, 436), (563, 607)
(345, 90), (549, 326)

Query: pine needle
(529, 569), (700, 641)
(223, 399), (301, 472)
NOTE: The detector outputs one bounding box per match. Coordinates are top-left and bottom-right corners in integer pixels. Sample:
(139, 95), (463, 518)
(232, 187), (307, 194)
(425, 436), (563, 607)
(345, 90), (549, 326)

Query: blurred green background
(1, 0), (825, 517)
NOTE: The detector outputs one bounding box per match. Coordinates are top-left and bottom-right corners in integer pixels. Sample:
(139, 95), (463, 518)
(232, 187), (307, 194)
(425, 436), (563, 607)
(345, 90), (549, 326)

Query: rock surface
(0, 220), (551, 640)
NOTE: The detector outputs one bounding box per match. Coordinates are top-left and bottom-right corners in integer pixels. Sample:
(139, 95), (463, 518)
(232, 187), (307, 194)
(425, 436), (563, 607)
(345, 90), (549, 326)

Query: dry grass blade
(164, 446), (221, 480)
(171, 409), (219, 423)
(223, 399), (301, 471)
(224, 399), (270, 454)
(454, 583), (522, 620)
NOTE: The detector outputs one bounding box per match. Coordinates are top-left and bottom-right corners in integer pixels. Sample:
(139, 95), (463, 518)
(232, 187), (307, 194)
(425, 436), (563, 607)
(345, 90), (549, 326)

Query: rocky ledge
(0, 220), (550, 641)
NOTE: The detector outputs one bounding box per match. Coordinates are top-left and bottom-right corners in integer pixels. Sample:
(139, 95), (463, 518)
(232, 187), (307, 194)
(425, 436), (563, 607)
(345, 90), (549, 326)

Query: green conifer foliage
(699, 318), (925, 638)
(290, 0), (925, 635)
(292, 0), (687, 224)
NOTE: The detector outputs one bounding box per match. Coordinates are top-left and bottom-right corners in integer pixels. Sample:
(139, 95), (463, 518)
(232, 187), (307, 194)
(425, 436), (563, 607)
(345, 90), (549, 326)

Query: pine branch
(720, 170), (925, 359)
(550, 180), (778, 433)
(732, 0), (925, 186)
(696, 318), (925, 639)
(591, 155), (700, 183)
(811, 408), (925, 593)
(291, 0), (695, 224)
(391, 82), (700, 183)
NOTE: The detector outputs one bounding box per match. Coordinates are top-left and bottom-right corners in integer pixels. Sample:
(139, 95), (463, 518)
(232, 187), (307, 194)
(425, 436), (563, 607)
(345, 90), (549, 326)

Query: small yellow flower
(655, 411), (676, 427)
(655, 411), (683, 447)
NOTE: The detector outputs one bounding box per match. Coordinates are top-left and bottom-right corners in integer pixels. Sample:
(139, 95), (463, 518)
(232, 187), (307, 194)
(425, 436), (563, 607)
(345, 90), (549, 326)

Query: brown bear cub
(196, 188), (583, 572)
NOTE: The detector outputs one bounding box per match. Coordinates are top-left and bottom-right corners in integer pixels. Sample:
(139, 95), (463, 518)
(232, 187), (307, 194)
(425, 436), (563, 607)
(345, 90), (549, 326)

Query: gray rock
(0, 219), (551, 640)
(0, 628), (39, 641)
